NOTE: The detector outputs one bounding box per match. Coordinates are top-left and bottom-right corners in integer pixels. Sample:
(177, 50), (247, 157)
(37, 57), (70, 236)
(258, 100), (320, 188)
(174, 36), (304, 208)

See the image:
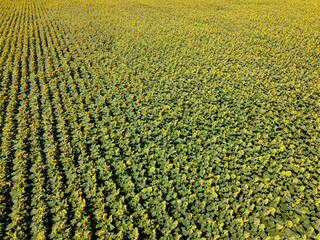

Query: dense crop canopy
(0, 0), (320, 239)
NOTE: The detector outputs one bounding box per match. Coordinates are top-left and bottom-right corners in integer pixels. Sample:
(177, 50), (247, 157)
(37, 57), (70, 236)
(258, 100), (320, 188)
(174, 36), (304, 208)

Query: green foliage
(0, 0), (320, 239)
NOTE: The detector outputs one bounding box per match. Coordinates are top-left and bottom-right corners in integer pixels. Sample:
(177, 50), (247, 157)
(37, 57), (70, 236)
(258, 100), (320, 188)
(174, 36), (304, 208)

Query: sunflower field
(0, 0), (320, 239)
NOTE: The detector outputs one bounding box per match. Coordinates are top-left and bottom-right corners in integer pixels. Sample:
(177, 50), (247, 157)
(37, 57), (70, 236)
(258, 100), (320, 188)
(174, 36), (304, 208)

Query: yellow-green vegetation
(0, 0), (320, 239)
